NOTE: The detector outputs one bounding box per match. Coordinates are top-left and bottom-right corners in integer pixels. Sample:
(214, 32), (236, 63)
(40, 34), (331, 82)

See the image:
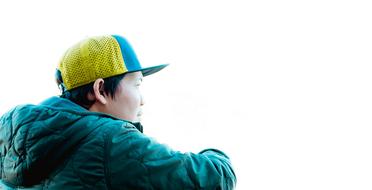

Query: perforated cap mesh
(58, 36), (127, 90)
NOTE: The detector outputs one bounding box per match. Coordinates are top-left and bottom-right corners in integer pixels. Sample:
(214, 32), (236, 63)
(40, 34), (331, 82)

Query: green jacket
(0, 97), (236, 189)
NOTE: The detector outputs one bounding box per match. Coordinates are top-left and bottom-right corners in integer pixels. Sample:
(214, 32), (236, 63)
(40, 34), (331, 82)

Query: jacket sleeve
(106, 127), (237, 190)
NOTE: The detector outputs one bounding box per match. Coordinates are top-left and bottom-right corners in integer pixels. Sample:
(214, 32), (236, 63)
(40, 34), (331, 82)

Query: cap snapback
(56, 35), (168, 91)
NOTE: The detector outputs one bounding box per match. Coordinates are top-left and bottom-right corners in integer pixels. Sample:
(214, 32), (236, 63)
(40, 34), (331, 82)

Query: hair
(56, 72), (126, 109)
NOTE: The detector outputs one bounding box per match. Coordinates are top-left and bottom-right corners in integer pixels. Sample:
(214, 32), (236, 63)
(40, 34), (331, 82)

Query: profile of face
(88, 72), (145, 122)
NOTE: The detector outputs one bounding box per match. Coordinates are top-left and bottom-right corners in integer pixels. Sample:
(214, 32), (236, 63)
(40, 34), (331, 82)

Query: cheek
(121, 88), (141, 110)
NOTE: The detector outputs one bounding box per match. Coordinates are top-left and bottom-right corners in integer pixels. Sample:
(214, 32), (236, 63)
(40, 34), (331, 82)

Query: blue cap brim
(128, 64), (169, 77)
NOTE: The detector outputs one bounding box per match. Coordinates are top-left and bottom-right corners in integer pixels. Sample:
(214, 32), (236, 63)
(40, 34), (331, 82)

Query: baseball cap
(56, 35), (168, 91)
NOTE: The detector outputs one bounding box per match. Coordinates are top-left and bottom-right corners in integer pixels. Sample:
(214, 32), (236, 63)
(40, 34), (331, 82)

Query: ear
(89, 78), (108, 105)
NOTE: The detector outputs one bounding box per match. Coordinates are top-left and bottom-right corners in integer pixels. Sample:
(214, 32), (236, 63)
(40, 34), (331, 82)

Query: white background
(1, 0), (372, 189)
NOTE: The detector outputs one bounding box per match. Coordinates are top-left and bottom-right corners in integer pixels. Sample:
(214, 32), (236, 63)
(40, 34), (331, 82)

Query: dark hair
(56, 72), (126, 109)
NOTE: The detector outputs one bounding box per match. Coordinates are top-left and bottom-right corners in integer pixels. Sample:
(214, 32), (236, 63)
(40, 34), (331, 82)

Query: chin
(136, 114), (142, 122)
(134, 117), (142, 122)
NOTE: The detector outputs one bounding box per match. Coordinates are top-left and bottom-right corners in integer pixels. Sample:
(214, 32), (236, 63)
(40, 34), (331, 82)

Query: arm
(106, 128), (236, 190)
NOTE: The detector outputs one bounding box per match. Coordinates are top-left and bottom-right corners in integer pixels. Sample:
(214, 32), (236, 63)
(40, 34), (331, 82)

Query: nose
(140, 93), (145, 106)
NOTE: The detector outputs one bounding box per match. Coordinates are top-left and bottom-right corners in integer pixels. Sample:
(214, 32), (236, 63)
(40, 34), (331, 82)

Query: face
(90, 72), (145, 122)
(109, 72), (144, 122)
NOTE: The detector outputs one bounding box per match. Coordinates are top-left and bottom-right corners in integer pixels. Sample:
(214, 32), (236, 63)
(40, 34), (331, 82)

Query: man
(0, 35), (236, 189)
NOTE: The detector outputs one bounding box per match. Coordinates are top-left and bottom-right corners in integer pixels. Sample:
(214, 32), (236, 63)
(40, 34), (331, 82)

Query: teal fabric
(0, 97), (236, 189)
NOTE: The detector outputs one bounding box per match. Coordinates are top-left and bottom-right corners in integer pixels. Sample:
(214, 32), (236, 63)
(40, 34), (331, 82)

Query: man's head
(56, 35), (167, 122)
(88, 72), (144, 122)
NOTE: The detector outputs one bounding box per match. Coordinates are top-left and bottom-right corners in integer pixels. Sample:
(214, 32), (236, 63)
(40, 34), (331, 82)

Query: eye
(136, 78), (143, 87)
